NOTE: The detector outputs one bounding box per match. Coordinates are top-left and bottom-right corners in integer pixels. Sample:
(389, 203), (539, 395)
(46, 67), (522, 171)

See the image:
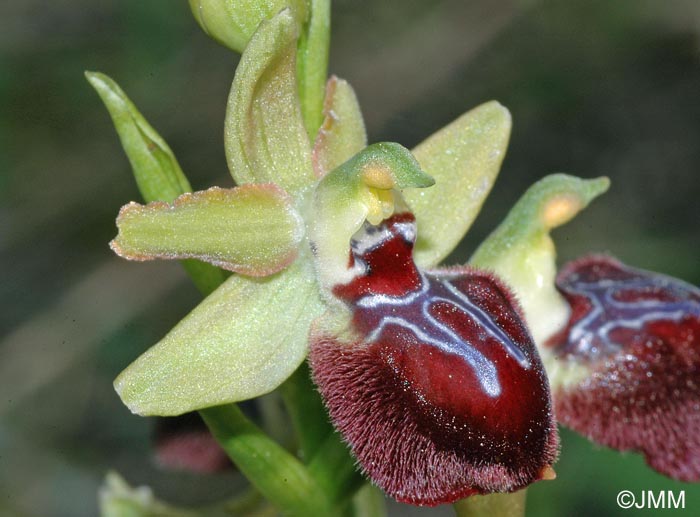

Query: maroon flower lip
(310, 213), (558, 505)
(548, 254), (700, 481)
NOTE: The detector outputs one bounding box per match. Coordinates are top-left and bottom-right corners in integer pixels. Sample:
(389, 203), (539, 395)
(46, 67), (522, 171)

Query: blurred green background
(1, 0), (699, 515)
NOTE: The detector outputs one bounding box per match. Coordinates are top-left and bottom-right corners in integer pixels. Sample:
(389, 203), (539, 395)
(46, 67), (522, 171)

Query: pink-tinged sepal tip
(548, 254), (700, 481)
(310, 213), (558, 505)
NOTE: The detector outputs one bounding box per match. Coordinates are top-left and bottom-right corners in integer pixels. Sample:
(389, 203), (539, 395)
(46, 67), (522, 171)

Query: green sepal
(225, 9), (314, 195)
(406, 101), (512, 267)
(85, 71), (191, 204)
(188, 0), (308, 54)
(111, 184), (303, 277)
(310, 142), (434, 293)
(470, 174), (610, 343)
(114, 255), (324, 416)
(296, 0), (331, 138)
(312, 76), (367, 178)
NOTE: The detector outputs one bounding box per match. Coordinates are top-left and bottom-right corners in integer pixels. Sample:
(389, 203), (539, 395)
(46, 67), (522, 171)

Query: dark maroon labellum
(310, 213), (558, 505)
(548, 255), (700, 481)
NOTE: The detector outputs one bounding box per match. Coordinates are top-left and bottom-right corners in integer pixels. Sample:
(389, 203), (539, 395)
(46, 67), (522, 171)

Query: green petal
(111, 184), (303, 277)
(406, 101), (512, 267)
(188, 0), (308, 54)
(85, 71), (191, 204)
(225, 9), (314, 195)
(296, 0), (331, 138)
(312, 76), (367, 178)
(470, 174), (610, 343)
(311, 142), (434, 293)
(115, 256), (325, 416)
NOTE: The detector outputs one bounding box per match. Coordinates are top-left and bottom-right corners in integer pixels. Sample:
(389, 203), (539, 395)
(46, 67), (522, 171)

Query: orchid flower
(89, 2), (699, 515)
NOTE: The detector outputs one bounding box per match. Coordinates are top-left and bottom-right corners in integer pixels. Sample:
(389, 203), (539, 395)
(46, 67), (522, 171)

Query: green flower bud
(189, 0), (308, 53)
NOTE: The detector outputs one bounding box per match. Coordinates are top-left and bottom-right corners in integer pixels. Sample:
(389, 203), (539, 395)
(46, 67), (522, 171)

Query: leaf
(312, 76), (367, 178)
(470, 173), (610, 343)
(188, 0), (308, 54)
(111, 184), (303, 277)
(85, 71), (191, 204)
(296, 0), (331, 138)
(115, 256), (325, 416)
(225, 9), (314, 195)
(406, 101), (512, 267)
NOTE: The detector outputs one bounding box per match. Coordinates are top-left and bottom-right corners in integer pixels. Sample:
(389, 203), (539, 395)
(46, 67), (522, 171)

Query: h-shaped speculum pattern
(556, 258), (700, 360)
(548, 254), (700, 482)
(310, 212), (558, 506)
(348, 222), (531, 397)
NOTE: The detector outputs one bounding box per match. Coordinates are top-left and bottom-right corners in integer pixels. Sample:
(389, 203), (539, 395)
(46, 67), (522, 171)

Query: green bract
(86, 70), (225, 295)
(85, 71), (192, 203)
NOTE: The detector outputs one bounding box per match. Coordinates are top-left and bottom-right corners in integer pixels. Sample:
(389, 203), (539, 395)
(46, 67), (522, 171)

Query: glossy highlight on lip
(310, 213), (558, 505)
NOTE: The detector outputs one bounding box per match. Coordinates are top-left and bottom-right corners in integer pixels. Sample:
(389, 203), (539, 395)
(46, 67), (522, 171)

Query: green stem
(308, 431), (365, 504)
(279, 361), (334, 461)
(296, 0), (330, 138)
(350, 483), (387, 517)
(181, 259), (227, 296)
(453, 490), (527, 517)
(200, 404), (333, 517)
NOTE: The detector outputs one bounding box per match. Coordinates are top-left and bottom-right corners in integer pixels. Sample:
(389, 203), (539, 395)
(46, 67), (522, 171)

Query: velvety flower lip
(547, 254), (700, 481)
(310, 212), (558, 506)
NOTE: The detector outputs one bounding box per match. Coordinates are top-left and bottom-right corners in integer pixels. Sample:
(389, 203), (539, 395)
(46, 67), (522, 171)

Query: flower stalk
(453, 491), (527, 517)
(200, 404), (335, 516)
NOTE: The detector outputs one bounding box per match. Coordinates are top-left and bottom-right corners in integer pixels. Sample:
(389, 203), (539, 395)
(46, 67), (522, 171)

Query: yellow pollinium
(541, 194), (582, 229)
(362, 164), (397, 225)
(365, 187), (396, 225)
